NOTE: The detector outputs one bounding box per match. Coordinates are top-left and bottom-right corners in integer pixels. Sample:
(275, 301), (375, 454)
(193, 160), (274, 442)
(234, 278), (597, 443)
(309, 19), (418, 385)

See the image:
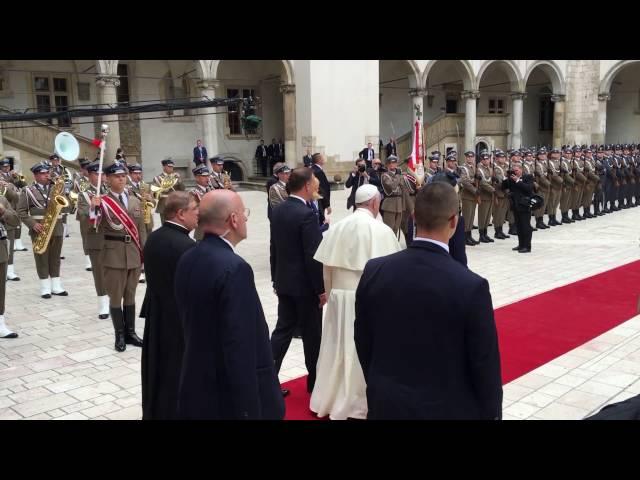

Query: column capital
(196, 79), (222, 91)
(460, 90), (480, 100)
(598, 93), (611, 102)
(550, 94), (566, 103)
(95, 75), (120, 88)
(279, 83), (295, 94)
(511, 92), (527, 100)
(408, 88), (427, 98)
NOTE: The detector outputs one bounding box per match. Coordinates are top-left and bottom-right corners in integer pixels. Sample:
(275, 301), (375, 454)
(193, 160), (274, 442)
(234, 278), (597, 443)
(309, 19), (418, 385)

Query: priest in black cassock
(141, 191), (198, 420)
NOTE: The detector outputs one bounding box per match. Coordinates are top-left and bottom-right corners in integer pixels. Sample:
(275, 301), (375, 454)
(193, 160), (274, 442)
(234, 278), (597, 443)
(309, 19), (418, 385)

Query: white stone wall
(605, 62), (640, 143)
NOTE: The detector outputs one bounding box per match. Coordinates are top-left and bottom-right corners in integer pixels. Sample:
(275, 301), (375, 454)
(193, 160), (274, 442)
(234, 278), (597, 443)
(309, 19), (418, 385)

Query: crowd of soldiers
(373, 143), (640, 247)
(0, 151), (234, 345)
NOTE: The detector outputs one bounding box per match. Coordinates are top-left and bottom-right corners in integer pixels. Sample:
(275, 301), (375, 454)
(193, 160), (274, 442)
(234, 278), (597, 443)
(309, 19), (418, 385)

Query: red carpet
(283, 260), (640, 420)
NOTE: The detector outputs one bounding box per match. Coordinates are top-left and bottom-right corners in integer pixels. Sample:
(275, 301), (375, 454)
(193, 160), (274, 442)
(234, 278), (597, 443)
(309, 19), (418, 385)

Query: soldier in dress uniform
(533, 148), (551, 229)
(48, 153), (71, 240)
(0, 193), (20, 339)
(594, 146), (607, 215)
(582, 148), (599, 218)
(153, 159), (185, 224)
(17, 162), (71, 298)
(90, 160), (146, 352)
(622, 144), (635, 207)
(559, 147), (576, 224)
(427, 153), (440, 180)
(491, 151), (510, 239)
(77, 161), (110, 320)
(613, 144), (625, 209)
(546, 148), (563, 226)
(74, 157), (93, 271)
(190, 165), (214, 241)
(380, 155), (404, 237)
(127, 163), (155, 238)
(476, 151), (495, 243)
(0, 158), (24, 281)
(458, 151), (480, 246)
(208, 156), (231, 190)
(268, 164), (291, 211)
(400, 159), (417, 245)
(505, 151), (518, 235)
(569, 145), (587, 221)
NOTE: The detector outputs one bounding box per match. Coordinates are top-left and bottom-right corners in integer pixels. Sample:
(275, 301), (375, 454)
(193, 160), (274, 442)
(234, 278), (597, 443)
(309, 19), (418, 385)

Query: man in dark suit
(255, 139), (269, 177)
(193, 139), (208, 167)
(267, 138), (281, 174)
(345, 158), (370, 211)
(502, 163), (534, 253)
(175, 189), (284, 419)
(385, 137), (398, 158)
(355, 182), (502, 420)
(311, 153), (331, 224)
(359, 142), (375, 168)
(270, 168), (326, 394)
(141, 192), (197, 420)
(303, 148), (314, 168)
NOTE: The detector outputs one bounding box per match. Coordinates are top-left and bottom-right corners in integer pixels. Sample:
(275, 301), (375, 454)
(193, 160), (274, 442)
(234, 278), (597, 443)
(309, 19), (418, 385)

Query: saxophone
(139, 181), (155, 225)
(223, 171), (232, 189)
(33, 176), (70, 255)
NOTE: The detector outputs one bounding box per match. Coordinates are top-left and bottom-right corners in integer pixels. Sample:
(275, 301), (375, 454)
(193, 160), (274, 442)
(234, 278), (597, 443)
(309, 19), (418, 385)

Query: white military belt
(32, 215), (63, 220)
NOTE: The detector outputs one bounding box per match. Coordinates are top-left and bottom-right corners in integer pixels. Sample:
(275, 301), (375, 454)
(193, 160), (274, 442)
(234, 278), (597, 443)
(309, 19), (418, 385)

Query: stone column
(0, 125), (4, 154)
(408, 88), (426, 124)
(95, 75), (122, 163)
(197, 79), (221, 171)
(551, 94), (566, 148)
(511, 92), (526, 149)
(594, 93), (610, 145)
(280, 83), (297, 168)
(461, 90), (480, 154)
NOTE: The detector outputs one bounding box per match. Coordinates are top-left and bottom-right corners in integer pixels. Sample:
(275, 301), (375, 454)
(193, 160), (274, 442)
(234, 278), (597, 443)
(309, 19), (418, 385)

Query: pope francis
(310, 184), (401, 419)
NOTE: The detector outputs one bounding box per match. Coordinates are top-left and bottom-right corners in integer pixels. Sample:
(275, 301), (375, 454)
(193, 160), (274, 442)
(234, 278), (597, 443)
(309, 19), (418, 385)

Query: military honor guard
(491, 151), (510, 239)
(559, 147), (576, 224)
(17, 162), (71, 298)
(268, 163), (291, 210)
(77, 161), (110, 319)
(73, 157), (93, 271)
(458, 151), (479, 246)
(153, 159), (185, 224)
(127, 163), (155, 283)
(90, 160), (146, 352)
(546, 148), (563, 225)
(0, 193), (20, 338)
(208, 156), (232, 190)
(0, 159), (24, 280)
(476, 151), (495, 243)
(569, 146), (587, 221)
(48, 153), (71, 240)
(582, 148), (600, 218)
(533, 148), (551, 229)
(189, 165), (214, 241)
(380, 155), (404, 237)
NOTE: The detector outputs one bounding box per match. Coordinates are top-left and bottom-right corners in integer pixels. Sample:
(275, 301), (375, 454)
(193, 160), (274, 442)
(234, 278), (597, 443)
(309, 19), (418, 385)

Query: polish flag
(408, 120), (423, 173)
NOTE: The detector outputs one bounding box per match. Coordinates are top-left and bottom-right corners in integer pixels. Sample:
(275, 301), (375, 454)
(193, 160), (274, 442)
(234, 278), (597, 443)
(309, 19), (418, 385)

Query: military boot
(123, 304), (143, 347)
(110, 308), (126, 352)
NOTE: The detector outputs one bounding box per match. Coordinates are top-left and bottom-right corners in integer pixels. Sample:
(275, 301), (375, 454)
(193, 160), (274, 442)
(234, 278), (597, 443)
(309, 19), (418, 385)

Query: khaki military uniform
(268, 181), (288, 210)
(1, 171), (26, 258)
(547, 158), (563, 221)
(153, 173), (185, 224)
(17, 182), (70, 280)
(476, 163), (495, 230)
(99, 191), (147, 308)
(73, 174), (92, 256)
(380, 170), (404, 236)
(209, 172), (226, 190)
(77, 184), (108, 296)
(533, 159), (551, 221)
(458, 162), (478, 233)
(582, 157), (600, 214)
(570, 158), (587, 213)
(0, 196), (20, 315)
(492, 163), (509, 230)
(559, 159), (576, 218)
(190, 184), (213, 241)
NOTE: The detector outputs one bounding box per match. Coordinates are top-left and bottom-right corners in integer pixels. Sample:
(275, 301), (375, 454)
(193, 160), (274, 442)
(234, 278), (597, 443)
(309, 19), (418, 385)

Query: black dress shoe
(41, 294), (51, 299)
(7, 276), (20, 281)
(86, 267), (92, 272)
(52, 291), (68, 296)
(518, 247), (531, 253)
(512, 246), (522, 251)
(60, 256), (65, 260)
(98, 314), (109, 320)
(281, 389), (290, 397)
(138, 278), (146, 284)
(1, 332), (18, 339)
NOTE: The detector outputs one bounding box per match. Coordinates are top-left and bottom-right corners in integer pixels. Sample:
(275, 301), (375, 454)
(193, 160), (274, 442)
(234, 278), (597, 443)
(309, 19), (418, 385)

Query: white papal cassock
(310, 207), (401, 419)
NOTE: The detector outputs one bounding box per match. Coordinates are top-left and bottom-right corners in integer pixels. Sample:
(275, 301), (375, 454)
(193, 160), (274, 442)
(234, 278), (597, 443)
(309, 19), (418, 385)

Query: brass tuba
(32, 176), (69, 254)
(222, 171), (232, 189)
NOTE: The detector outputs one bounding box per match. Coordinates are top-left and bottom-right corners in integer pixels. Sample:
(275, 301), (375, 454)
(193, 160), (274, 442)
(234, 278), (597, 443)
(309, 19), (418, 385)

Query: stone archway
(600, 61), (640, 144)
(523, 61), (566, 148)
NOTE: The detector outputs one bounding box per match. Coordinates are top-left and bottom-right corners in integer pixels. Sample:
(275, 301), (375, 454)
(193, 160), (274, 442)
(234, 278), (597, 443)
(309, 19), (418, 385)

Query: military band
(153, 159), (185, 224)
(190, 165), (214, 241)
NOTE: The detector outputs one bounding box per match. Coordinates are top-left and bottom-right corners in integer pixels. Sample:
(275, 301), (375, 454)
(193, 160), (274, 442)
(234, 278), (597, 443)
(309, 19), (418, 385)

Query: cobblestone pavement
(1, 188), (639, 420)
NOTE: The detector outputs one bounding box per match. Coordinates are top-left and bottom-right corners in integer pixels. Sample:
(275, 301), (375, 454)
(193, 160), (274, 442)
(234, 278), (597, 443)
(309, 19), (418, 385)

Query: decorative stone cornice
(511, 92), (527, 101)
(408, 88), (427, 98)
(550, 94), (566, 103)
(95, 75), (120, 88)
(279, 84), (295, 94)
(598, 93), (611, 102)
(460, 90), (480, 100)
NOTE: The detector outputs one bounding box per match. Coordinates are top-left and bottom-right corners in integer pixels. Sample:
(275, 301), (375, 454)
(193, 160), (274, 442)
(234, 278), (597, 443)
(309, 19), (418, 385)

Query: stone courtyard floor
(1, 188), (640, 420)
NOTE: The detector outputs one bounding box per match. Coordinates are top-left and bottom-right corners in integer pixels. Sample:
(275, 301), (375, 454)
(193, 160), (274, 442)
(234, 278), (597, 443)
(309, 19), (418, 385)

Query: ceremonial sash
(100, 195), (143, 261)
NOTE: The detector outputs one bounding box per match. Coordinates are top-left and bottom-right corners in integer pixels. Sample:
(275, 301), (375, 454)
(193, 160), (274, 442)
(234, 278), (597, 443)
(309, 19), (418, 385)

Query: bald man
(175, 190), (284, 419)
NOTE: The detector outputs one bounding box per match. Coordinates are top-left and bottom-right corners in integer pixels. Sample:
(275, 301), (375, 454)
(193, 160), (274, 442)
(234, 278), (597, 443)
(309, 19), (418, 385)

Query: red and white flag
(408, 120), (423, 173)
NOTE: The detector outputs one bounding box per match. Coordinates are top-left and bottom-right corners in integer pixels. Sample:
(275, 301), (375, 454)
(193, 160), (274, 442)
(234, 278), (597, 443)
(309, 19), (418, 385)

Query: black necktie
(118, 194), (125, 208)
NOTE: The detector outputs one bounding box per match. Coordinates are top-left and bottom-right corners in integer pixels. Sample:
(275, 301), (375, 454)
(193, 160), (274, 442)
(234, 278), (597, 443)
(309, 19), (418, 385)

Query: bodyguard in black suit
(270, 168), (326, 393)
(311, 153), (331, 224)
(359, 143), (375, 168)
(255, 140), (269, 177)
(141, 192), (197, 420)
(193, 140), (208, 167)
(502, 163), (534, 253)
(303, 149), (314, 168)
(385, 139), (397, 158)
(355, 182), (502, 420)
(175, 190), (284, 419)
